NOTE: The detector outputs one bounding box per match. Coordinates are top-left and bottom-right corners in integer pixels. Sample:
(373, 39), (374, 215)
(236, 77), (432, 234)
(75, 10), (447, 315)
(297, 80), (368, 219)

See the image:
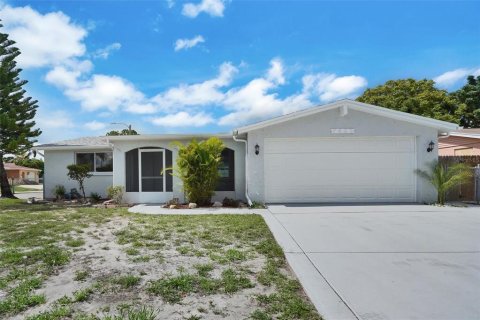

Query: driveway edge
(261, 210), (358, 320)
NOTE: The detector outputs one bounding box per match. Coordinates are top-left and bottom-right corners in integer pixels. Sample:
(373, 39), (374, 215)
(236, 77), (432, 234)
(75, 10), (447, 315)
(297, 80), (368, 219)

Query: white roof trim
(235, 99), (458, 134)
(32, 145), (113, 151)
(447, 133), (480, 139)
(107, 133), (232, 142)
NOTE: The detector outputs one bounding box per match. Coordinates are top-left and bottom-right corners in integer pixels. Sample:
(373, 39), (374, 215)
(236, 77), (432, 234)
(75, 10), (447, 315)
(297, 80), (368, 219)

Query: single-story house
(438, 129), (480, 156)
(4, 163), (41, 184)
(35, 99), (458, 204)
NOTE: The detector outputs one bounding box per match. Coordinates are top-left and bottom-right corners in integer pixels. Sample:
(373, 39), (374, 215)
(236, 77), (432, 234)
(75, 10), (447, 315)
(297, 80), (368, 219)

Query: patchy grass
(112, 275), (141, 289)
(0, 199), (320, 320)
(73, 287), (94, 302)
(74, 270), (89, 282)
(65, 238), (85, 248)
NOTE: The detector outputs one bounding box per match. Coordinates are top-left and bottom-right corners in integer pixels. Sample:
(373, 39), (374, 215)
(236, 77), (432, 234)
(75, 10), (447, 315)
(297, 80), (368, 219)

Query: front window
(76, 152), (113, 172)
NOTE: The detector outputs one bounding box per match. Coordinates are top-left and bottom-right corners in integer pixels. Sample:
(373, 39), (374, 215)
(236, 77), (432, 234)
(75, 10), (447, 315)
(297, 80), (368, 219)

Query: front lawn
(0, 199), (321, 320)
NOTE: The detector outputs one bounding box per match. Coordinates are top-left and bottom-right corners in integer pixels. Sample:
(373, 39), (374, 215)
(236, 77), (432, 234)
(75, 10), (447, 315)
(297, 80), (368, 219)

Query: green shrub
(107, 185), (124, 204)
(89, 192), (102, 203)
(172, 138), (225, 206)
(416, 160), (473, 205)
(53, 185), (66, 200)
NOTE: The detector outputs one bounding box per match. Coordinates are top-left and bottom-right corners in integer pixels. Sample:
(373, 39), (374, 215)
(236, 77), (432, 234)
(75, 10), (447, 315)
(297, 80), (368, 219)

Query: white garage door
(264, 137), (416, 203)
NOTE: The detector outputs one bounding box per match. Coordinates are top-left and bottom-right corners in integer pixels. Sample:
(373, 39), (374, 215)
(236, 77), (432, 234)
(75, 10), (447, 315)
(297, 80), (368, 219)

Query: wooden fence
(439, 156), (480, 202)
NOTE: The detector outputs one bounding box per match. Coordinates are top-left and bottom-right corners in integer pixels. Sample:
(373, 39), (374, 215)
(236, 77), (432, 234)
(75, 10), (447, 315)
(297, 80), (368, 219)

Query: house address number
(331, 128), (355, 134)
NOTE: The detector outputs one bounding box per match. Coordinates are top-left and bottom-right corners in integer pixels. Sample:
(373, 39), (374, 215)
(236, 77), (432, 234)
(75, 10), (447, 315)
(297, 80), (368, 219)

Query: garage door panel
(267, 153), (414, 170)
(265, 186), (415, 203)
(264, 137), (416, 203)
(265, 137), (415, 154)
(266, 172), (414, 188)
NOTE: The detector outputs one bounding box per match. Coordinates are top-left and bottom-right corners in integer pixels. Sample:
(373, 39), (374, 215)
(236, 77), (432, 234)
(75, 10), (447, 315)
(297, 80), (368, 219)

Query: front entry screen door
(140, 151), (164, 192)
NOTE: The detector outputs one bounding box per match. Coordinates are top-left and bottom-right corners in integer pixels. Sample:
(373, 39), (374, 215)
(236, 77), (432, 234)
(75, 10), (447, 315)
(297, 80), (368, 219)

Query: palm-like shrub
(173, 138), (225, 206)
(416, 161), (473, 205)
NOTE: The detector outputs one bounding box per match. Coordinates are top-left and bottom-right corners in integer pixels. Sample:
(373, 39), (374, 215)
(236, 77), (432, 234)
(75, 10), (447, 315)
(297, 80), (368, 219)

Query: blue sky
(1, 0), (479, 143)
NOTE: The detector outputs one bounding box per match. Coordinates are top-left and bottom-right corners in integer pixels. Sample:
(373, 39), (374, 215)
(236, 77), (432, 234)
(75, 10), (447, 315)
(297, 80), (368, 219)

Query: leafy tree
(451, 75), (480, 128)
(416, 161), (472, 205)
(106, 128), (138, 136)
(172, 138), (225, 206)
(0, 23), (41, 198)
(66, 164), (92, 201)
(357, 79), (460, 123)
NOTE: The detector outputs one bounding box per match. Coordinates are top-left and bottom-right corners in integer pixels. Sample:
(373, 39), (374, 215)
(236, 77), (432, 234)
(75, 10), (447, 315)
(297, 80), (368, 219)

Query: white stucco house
(35, 100), (458, 204)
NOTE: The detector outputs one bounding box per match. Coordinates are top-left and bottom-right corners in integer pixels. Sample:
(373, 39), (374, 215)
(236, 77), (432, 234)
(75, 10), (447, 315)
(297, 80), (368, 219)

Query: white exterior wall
(246, 108), (438, 204)
(112, 138), (246, 204)
(43, 150), (113, 199)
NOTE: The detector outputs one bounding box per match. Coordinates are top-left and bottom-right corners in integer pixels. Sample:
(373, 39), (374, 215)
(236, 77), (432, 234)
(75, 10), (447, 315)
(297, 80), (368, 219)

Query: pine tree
(0, 23), (41, 198)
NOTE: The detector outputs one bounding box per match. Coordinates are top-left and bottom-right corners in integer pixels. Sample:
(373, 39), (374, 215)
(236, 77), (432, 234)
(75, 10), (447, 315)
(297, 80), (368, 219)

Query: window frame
(75, 151), (113, 175)
(138, 149), (166, 193)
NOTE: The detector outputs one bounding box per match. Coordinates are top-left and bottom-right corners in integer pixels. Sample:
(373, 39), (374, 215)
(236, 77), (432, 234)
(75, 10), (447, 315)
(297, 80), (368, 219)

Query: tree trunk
(80, 181), (86, 202)
(0, 153), (17, 198)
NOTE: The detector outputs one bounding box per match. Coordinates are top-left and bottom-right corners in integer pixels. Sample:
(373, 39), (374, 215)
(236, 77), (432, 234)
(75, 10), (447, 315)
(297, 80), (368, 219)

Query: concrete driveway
(265, 204), (480, 320)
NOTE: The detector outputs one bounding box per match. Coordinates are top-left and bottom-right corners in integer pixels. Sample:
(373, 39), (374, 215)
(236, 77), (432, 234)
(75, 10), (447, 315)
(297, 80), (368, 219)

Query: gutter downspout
(233, 130), (253, 206)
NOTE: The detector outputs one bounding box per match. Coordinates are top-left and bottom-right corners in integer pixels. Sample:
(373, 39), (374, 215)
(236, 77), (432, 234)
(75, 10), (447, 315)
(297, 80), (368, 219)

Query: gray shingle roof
(36, 136), (110, 148)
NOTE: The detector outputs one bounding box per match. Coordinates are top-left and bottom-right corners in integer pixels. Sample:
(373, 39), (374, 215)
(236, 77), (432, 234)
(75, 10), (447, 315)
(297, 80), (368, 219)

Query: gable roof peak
(235, 99), (458, 134)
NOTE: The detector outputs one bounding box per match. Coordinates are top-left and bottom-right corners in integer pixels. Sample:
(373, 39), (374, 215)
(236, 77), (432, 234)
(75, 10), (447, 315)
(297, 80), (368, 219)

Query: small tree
(67, 164), (92, 201)
(416, 161), (473, 205)
(173, 137), (224, 206)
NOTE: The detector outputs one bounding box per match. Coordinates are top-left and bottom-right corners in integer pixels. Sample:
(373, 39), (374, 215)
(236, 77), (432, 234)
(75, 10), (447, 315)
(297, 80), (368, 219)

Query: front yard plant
(66, 164), (92, 201)
(0, 199), (321, 320)
(416, 160), (473, 205)
(172, 137), (225, 206)
(107, 185), (124, 204)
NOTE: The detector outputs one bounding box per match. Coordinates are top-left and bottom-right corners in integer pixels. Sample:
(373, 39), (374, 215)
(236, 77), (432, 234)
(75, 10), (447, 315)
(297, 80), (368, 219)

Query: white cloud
(67, 74), (144, 112)
(219, 59), (311, 126)
(174, 35), (205, 51)
(84, 121), (107, 131)
(434, 67), (480, 88)
(151, 112), (214, 127)
(37, 110), (75, 129)
(124, 103), (158, 114)
(151, 62), (238, 111)
(266, 58), (286, 85)
(182, 0), (225, 18)
(44, 59), (93, 88)
(302, 73), (367, 102)
(45, 66), (81, 89)
(0, 5), (87, 68)
(93, 42), (121, 59)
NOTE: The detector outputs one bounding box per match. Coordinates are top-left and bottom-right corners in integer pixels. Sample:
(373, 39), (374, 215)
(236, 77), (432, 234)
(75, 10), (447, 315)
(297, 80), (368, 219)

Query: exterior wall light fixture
(427, 141), (435, 152)
(255, 144), (260, 155)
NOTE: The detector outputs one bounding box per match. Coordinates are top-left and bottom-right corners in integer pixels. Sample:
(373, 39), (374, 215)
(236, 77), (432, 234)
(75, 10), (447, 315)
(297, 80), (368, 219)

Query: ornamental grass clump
(172, 138), (224, 206)
(416, 160), (473, 205)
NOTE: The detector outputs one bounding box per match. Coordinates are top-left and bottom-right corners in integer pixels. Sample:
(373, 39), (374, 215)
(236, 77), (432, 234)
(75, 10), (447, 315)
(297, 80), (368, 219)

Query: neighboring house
(35, 99), (458, 204)
(4, 163), (41, 184)
(438, 129), (480, 156)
